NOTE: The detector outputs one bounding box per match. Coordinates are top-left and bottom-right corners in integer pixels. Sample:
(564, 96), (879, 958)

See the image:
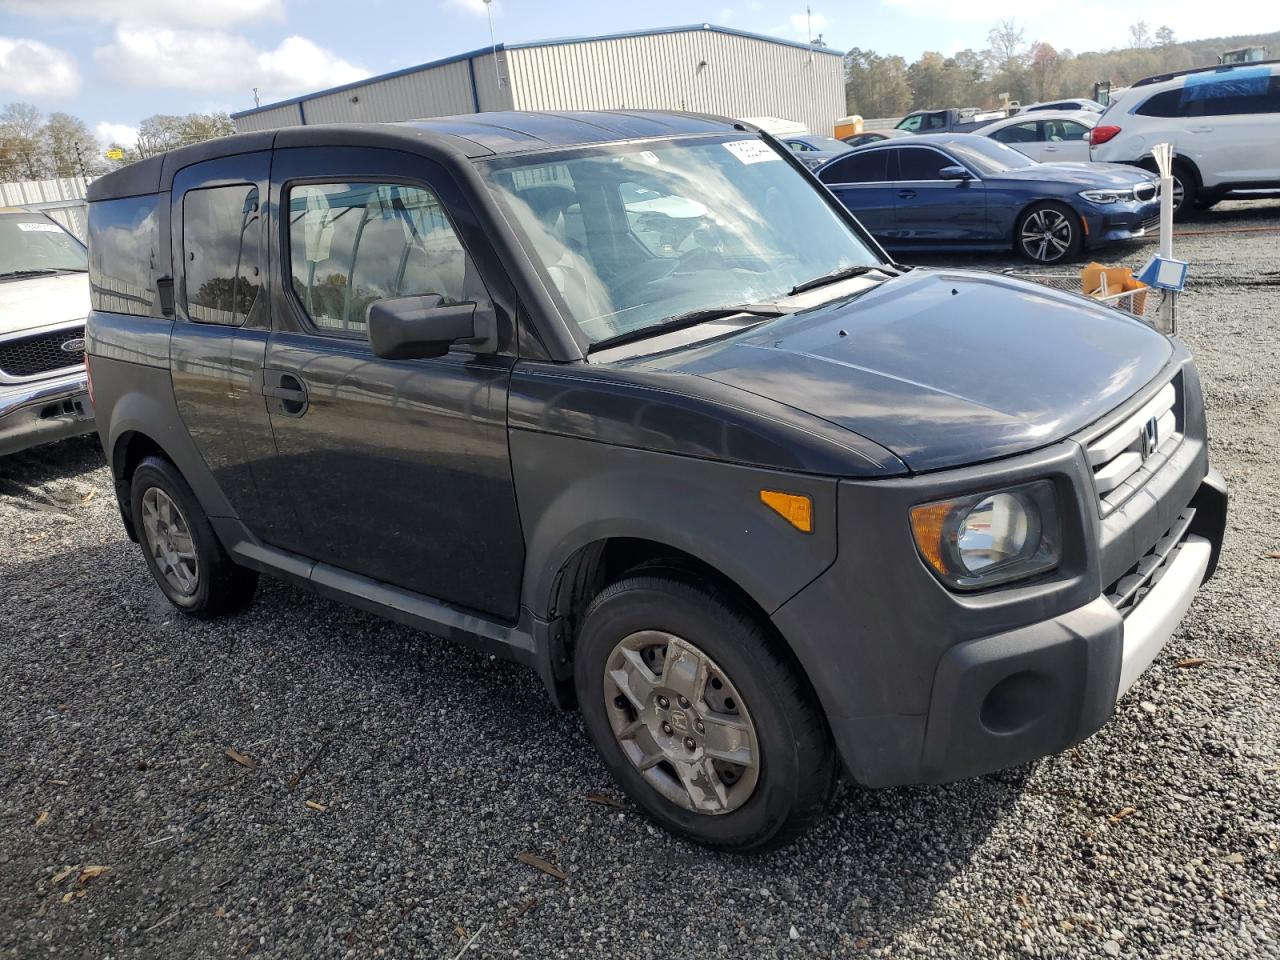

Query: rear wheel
(130, 455), (258, 618)
(575, 574), (837, 851)
(1016, 202), (1083, 264)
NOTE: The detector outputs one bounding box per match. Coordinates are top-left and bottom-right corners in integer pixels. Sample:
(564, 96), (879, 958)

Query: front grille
(1134, 183), (1158, 203)
(1140, 214), (1161, 234)
(1087, 376), (1182, 514)
(0, 326), (85, 379)
(1106, 508), (1194, 616)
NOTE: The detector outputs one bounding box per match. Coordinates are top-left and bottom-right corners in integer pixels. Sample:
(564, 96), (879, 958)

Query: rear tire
(1015, 202), (1083, 264)
(574, 574), (837, 852)
(129, 455), (258, 618)
(1161, 162), (1199, 220)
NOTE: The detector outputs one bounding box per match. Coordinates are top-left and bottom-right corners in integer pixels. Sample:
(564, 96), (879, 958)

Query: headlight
(1079, 188), (1134, 204)
(909, 480), (1061, 590)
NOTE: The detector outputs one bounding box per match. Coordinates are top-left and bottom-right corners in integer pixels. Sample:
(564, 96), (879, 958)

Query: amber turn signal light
(760, 490), (813, 533)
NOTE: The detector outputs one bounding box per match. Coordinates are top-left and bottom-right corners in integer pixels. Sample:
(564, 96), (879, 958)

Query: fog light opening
(980, 671), (1053, 735)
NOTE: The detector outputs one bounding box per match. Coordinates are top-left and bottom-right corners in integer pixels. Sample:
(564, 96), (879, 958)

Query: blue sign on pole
(1138, 256), (1189, 292)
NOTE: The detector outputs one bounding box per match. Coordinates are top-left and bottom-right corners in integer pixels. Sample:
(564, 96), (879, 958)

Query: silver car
(0, 208), (94, 456)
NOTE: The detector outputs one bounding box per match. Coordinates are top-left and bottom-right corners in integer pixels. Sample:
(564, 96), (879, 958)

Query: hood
(626, 270), (1173, 472)
(0, 272), (90, 337)
(996, 162), (1156, 188)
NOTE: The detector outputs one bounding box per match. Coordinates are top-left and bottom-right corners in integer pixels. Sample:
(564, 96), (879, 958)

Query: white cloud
(95, 121), (138, 148)
(0, 0), (282, 26)
(95, 26), (367, 97)
(0, 36), (79, 97)
(769, 11), (832, 41)
(719, 7), (735, 22)
(445, 0), (496, 15)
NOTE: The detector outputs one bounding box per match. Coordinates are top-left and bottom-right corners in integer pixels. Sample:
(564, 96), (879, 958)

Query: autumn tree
(844, 48), (912, 117)
(44, 113), (104, 177)
(1155, 25), (1176, 47)
(1029, 42), (1062, 100)
(1129, 21), (1152, 49)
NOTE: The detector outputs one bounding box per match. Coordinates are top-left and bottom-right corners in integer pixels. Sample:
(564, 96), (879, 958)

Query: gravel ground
(2, 200), (1278, 960)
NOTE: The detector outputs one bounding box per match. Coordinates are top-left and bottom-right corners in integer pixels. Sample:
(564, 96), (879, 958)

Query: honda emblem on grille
(61, 337), (85, 354)
(1141, 416), (1159, 460)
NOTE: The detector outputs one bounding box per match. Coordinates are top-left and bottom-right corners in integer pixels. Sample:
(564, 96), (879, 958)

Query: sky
(0, 0), (1275, 152)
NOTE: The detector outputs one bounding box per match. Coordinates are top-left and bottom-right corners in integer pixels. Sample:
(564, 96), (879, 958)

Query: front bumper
(1083, 199), (1162, 246)
(771, 352), (1224, 787)
(0, 371), (95, 457)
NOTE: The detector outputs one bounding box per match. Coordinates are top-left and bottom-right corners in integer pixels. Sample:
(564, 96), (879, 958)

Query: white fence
(1, 176), (92, 240)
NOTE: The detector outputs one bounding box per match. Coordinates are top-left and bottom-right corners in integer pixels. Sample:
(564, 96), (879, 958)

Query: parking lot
(2, 201), (1278, 959)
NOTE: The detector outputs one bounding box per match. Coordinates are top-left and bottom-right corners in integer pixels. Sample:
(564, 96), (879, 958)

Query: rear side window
(87, 195), (161, 316)
(819, 150), (888, 184)
(1138, 73), (1280, 117)
(896, 147), (949, 180)
(992, 122), (1040, 144)
(287, 182), (478, 337)
(182, 185), (260, 326)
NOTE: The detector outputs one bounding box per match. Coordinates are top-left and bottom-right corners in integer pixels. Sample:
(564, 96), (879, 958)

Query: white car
(0, 208), (94, 456)
(1019, 98), (1106, 114)
(971, 111), (1097, 163)
(1089, 62), (1280, 217)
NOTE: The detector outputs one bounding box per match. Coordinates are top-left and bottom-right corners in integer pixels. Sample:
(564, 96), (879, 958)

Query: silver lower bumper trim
(1117, 533), (1212, 698)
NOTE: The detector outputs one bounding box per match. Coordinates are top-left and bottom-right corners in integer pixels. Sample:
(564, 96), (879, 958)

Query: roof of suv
(87, 110), (746, 202)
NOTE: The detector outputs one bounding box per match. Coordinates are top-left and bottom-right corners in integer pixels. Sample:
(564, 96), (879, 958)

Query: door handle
(1190, 126), (1213, 133)
(897, 190), (917, 199)
(261, 369), (308, 417)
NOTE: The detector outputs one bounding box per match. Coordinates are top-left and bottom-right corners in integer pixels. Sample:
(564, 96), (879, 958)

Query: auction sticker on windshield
(16, 222), (63, 233)
(722, 140), (780, 164)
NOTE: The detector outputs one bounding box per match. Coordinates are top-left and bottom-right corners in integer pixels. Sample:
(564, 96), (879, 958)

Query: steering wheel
(611, 245), (725, 301)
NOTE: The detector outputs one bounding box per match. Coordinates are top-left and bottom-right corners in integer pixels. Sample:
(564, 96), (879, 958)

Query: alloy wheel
(140, 487), (200, 596)
(1019, 208), (1074, 263)
(603, 630), (760, 815)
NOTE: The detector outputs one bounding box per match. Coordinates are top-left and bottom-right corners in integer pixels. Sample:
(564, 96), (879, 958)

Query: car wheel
(574, 573), (837, 852)
(130, 455), (258, 618)
(1016, 202), (1083, 264)
(1170, 163), (1199, 221)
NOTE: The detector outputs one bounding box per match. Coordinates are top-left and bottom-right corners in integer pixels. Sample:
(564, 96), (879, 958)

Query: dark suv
(85, 112), (1226, 851)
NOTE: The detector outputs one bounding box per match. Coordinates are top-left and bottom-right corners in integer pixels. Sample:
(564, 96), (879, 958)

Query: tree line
(844, 23), (1279, 117)
(0, 106), (234, 183)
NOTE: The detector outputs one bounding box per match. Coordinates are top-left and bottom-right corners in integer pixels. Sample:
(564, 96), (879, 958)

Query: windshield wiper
(787, 263), (898, 297)
(588, 303), (786, 354)
(0, 268), (61, 279)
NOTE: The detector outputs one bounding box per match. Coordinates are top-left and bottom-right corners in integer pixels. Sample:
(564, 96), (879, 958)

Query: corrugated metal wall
(508, 30), (844, 134)
(231, 28), (843, 134)
(234, 103), (303, 133)
(301, 59), (479, 124)
(471, 51), (515, 112)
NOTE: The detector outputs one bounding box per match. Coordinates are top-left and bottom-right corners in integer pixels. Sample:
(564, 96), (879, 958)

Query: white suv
(1090, 62), (1280, 218)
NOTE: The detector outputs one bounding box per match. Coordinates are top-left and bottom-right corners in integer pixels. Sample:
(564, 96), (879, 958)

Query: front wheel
(1016, 202), (1083, 264)
(574, 574), (837, 852)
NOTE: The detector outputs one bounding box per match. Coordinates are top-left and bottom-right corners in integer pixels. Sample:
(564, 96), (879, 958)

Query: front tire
(130, 455), (258, 618)
(1016, 202), (1083, 264)
(574, 574), (837, 852)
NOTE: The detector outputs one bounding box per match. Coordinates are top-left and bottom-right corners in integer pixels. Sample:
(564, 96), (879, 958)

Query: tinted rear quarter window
(88, 195), (162, 316)
(819, 150), (889, 184)
(182, 185), (261, 326)
(1138, 74), (1280, 117)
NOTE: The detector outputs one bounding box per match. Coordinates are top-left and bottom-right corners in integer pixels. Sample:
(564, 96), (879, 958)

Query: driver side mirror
(367, 295), (497, 360)
(939, 165), (973, 181)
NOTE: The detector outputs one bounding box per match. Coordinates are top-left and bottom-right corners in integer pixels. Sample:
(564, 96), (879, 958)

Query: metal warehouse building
(231, 24), (844, 135)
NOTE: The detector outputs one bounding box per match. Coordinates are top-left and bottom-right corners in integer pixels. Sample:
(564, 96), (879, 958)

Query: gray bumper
(0, 372), (95, 457)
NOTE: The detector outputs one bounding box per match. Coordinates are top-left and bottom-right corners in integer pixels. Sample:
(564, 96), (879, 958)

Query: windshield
(0, 214), (87, 276)
(480, 136), (880, 345)
(802, 136), (853, 154)
(943, 137), (1039, 174)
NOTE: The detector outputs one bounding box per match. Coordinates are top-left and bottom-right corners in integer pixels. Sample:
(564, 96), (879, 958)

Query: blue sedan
(815, 133), (1160, 264)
